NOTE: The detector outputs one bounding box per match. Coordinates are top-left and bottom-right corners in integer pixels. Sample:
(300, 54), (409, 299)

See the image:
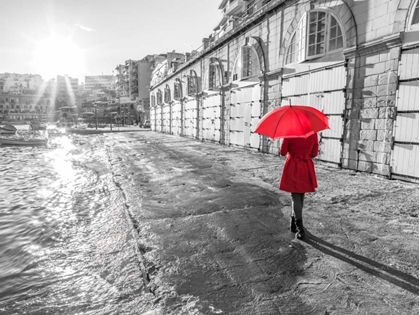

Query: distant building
(0, 73), (54, 122)
(84, 75), (113, 90)
(55, 75), (81, 111)
(113, 54), (169, 124)
(0, 73), (44, 95)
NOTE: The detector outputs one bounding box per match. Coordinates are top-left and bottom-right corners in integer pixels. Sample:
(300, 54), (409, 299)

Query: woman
(279, 133), (319, 239)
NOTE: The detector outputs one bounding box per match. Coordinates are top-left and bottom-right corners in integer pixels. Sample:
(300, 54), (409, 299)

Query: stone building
(114, 54), (174, 124)
(149, 0), (419, 182)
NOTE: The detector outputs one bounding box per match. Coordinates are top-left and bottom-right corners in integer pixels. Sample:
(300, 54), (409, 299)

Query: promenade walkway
(100, 131), (418, 314)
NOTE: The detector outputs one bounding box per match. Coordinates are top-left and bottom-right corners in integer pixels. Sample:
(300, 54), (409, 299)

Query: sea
(0, 125), (148, 315)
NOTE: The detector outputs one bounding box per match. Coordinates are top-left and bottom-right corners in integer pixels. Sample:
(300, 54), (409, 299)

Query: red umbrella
(254, 104), (329, 139)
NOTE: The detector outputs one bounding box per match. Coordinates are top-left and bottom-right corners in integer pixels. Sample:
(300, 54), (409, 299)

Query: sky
(0, 0), (222, 84)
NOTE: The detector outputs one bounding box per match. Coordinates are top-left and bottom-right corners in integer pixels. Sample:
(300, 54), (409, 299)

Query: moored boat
(0, 137), (48, 146)
(30, 122), (47, 131)
(0, 124), (17, 134)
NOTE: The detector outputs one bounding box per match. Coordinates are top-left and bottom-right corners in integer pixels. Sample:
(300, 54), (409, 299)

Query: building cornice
(150, 0), (295, 90)
(343, 33), (404, 58)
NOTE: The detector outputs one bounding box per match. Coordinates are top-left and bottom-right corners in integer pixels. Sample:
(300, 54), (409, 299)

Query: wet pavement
(102, 131), (418, 315)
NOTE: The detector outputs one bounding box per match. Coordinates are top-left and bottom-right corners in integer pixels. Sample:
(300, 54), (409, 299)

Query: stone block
(359, 150), (376, 163)
(365, 54), (380, 64)
(360, 129), (377, 140)
(377, 95), (396, 107)
(347, 26), (357, 46)
(361, 97), (377, 108)
(365, 61), (387, 76)
(377, 83), (397, 96)
(361, 85), (377, 97)
(342, 148), (358, 160)
(343, 140), (359, 149)
(352, 1), (369, 17)
(392, 21), (405, 34)
(372, 164), (391, 177)
(365, 30), (380, 42)
(353, 98), (364, 107)
(390, 47), (401, 59)
(358, 160), (373, 172)
(374, 118), (393, 130)
(361, 119), (375, 129)
(370, 2), (389, 18)
(375, 152), (390, 164)
(345, 118), (361, 130)
(341, 158), (349, 168)
(348, 158), (358, 170)
(344, 99), (352, 110)
(352, 89), (364, 99)
(358, 140), (374, 151)
(373, 140), (392, 153)
(347, 109), (361, 119)
(377, 129), (393, 141)
(379, 52), (389, 63)
(385, 59), (399, 72)
(376, 25), (392, 38)
(345, 128), (361, 141)
(378, 71), (398, 85)
(364, 75), (379, 87)
(360, 108), (379, 119)
(378, 106), (396, 118)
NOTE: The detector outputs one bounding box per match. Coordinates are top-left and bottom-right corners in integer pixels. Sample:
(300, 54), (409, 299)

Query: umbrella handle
(289, 99), (292, 107)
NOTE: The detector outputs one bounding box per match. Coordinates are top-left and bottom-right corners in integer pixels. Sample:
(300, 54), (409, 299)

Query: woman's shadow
(301, 231), (419, 295)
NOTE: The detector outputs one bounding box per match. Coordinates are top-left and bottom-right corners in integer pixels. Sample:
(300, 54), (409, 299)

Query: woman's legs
(291, 193), (304, 220)
(291, 193), (306, 239)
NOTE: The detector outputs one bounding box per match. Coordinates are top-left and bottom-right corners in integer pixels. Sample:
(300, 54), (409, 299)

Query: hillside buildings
(149, 0), (419, 182)
(0, 73), (55, 122)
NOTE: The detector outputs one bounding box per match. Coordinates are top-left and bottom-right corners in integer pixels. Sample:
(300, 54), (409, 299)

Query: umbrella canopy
(254, 105), (329, 139)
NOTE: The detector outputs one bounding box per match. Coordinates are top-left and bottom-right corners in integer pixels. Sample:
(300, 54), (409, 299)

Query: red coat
(279, 133), (319, 193)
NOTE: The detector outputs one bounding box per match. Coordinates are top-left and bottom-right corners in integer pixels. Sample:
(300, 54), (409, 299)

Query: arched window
(187, 74), (198, 96)
(164, 85), (171, 103)
(157, 90), (163, 105)
(410, 0), (419, 30)
(174, 81), (181, 100)
(286, 10), (344, 64)
(232, 45), (260, 81)
(209, 64), (219, 89)
(151, 94), (156, 107)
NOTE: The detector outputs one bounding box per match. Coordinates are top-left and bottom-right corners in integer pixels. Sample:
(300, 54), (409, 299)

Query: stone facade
(149, 0), (419, 182)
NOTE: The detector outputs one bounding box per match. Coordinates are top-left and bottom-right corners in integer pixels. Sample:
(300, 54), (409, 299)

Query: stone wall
(149, 0), (418, 180)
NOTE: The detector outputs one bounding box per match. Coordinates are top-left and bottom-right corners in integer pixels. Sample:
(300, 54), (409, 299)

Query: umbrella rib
(273, 110), (286, 138)
(290, 106), (307, 137)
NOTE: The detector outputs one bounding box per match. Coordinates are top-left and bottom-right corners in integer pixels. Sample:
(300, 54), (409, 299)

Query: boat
(0, 136), (48, 146)
(0, 124), (17, 135)
(30, 122), (47, 130)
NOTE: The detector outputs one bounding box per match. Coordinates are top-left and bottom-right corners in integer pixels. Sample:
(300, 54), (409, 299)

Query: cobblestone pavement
(100, 131), (418, 315)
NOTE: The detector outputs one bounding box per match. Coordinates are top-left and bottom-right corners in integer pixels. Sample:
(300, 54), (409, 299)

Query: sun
(32, 34), (85, 81)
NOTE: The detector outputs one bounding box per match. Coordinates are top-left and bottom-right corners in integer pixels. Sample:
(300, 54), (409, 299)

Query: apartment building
(113, 54), (169, 124)
(149, 0), (419, 182)
(0, 73), (55, 122)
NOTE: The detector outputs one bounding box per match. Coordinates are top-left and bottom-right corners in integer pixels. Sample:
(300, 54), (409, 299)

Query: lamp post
(94, 105), (98, 130)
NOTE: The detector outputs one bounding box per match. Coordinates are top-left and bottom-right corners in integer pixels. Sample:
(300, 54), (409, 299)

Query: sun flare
(32, 34), (85, 81)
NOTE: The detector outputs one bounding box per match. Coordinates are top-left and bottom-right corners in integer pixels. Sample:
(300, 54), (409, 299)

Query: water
(0, 130), (147, 314)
